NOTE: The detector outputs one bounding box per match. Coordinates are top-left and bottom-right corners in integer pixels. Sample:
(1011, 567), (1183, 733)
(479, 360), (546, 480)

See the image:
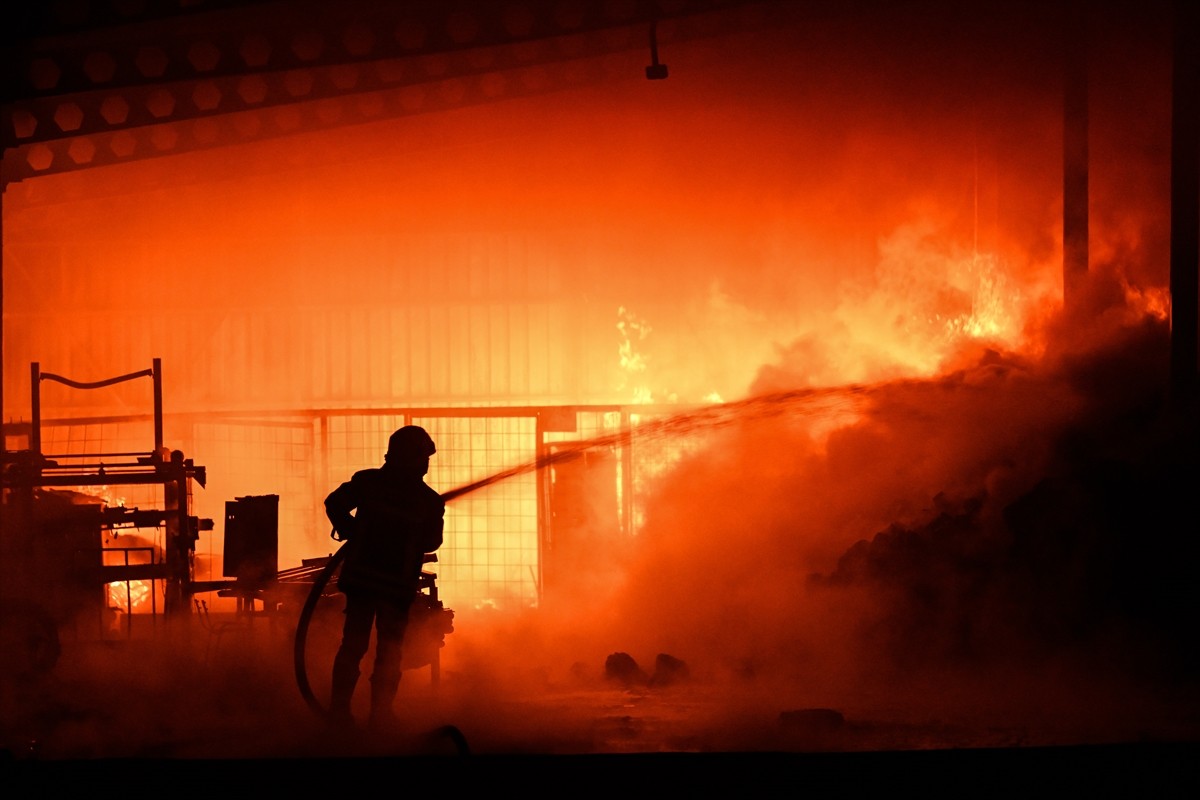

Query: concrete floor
(3, 608), (1199, 795)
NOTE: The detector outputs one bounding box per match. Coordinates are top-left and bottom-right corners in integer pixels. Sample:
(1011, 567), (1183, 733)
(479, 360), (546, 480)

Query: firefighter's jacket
(324, 466), (445, 603)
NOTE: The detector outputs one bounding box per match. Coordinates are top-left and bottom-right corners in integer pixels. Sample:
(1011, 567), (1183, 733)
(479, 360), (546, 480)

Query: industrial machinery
(0, 358), (454, 692)
(0, 359), (211, 674)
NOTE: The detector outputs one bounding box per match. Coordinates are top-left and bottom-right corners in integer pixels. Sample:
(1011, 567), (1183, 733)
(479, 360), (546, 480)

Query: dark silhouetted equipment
(646, 22), (669, 80)
(222, 494), (279, 588)
(0, 359), (211, 665)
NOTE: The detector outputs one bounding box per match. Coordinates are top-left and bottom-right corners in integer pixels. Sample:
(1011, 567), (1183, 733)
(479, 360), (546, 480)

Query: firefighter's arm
(324, 482), (359, 540)
(421, 509), (445, 554)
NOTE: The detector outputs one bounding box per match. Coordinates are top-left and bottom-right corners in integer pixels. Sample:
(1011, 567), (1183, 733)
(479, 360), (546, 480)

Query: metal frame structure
(0, 358), (210, 635)
(10, 399), (649, 611)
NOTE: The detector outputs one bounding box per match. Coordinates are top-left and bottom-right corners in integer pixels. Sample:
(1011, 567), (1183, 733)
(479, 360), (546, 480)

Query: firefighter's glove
(330, 518), (358, 541)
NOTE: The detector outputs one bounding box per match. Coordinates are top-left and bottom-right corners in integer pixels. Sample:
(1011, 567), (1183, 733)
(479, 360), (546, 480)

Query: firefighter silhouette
(324, 425), (444, 730)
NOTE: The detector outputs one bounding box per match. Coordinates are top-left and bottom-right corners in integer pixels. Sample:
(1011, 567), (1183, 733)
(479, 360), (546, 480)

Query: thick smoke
(4, 0), (1195, 763)
(10, 300), (1192, 762)
(521, 287), (1197, 735)
(395, 285), (1199, 763)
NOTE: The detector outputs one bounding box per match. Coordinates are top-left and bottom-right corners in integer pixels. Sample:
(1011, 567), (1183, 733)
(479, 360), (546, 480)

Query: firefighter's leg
(330, 593), (373, 726)
(368, 600), (410, 730)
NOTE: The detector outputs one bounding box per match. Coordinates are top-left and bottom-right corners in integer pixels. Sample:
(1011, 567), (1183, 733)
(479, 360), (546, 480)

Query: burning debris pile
(577, 297), (1199, 748)
(813, 315), (1200, 684)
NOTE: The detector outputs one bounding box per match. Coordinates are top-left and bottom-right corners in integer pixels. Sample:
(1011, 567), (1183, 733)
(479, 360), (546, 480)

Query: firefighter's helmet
(387, 425), (436, 460)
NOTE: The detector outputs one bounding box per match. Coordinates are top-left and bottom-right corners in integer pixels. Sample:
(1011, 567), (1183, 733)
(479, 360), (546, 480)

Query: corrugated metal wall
(2, 229), (611, 413)
(3, 222), (640, 612)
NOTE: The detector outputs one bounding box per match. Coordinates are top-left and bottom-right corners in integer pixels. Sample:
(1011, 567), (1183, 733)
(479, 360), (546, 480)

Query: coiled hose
(292, 536), (347, 720)
(292, 532), (469, 754)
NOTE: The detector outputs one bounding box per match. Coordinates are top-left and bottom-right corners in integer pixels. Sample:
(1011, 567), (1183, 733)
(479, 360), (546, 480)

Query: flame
(608, 218), (1048, 534)
(749, 222), (1049, 399)
(848, 224), (1034, 377)
(1124, 283), (1170, 322)
(616, 305), (654, 403)
(83, 485), (128, 508)
(107, 580), (153, 613)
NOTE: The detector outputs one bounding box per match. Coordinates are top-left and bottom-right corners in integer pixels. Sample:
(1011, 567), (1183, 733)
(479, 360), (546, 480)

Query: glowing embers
(106, 578), (154, 615)
(934, 253), (1024, 341)
(98, 488), (166, 620)
(795, 224), (1044, 386)
(888, 227), (1033, 358)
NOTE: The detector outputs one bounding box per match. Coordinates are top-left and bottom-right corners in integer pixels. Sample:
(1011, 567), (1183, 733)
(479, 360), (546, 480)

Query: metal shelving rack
(0, 358), (209, 636)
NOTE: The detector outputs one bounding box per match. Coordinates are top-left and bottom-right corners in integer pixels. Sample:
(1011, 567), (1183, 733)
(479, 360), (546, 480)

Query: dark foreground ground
(5, 743), (1199, 796)
(3, 608), (1199, 796)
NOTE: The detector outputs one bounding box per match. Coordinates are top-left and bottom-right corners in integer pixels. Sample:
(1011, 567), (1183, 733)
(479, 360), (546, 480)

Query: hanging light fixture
(645, 21), (668, 80)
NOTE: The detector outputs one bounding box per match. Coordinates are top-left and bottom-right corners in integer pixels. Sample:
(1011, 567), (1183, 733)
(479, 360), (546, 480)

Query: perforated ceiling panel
(1, 0), (791, 185)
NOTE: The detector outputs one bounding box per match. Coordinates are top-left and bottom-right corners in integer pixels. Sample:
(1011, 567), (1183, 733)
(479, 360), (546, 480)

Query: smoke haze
(2, 0), (1196, 770)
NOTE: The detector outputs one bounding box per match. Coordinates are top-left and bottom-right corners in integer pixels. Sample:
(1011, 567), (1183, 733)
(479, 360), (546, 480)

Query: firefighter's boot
(328, 653), (360, 730)
(367, 672), (400, 732)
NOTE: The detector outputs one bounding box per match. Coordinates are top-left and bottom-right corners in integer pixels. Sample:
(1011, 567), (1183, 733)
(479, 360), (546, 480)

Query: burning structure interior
(0, 0), (1198, 784)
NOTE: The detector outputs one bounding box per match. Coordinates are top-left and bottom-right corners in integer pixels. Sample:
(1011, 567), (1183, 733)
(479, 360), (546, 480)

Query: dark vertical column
(535, 411), (547, 607)
(152, 357), (163, 453)
(29, 362), (39, 455)
(0, 188), (5, 544)
(164, 449), (192, 618)
(1171, 0), (1200, 405)
(314, 413), (328, 535)
(0, 189), (4, 451)
(1063, 0), (1089, 310)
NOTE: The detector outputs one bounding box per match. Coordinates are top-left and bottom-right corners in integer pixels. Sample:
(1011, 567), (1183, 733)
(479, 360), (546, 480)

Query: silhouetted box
(223, 494), (278, 586)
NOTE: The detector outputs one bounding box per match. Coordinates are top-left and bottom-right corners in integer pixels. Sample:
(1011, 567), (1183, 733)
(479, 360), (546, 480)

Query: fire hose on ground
(291, 536), (470, 754)
(292, 535), (347, 721)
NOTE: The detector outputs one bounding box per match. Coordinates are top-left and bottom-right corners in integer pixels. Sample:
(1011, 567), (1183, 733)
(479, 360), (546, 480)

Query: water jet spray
(293, 383), (883, 726)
